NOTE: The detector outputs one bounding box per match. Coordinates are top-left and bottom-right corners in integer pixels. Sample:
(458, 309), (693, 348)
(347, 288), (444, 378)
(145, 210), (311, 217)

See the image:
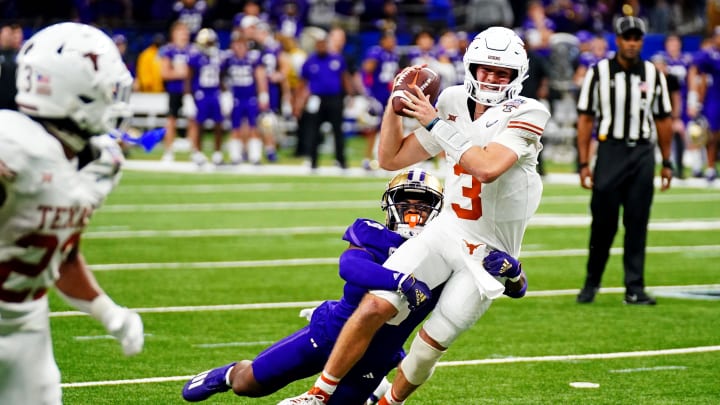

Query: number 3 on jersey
(451, 164), (482, 220)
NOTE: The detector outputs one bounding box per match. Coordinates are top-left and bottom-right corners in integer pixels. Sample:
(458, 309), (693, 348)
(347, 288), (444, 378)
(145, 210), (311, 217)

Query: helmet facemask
(463, 27), (529, 106)
(381, 169), (444, 239)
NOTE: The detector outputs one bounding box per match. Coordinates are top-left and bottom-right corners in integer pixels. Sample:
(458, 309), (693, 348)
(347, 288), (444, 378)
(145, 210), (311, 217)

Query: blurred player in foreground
(0, 22), (144, 404)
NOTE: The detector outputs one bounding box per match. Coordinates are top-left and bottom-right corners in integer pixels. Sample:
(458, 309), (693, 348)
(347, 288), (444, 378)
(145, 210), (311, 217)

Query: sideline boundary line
(61, 345), (720, 388)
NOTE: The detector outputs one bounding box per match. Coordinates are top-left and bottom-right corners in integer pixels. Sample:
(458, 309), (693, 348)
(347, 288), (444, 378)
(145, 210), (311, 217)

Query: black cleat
(623, 291), (657, 305)
(576, 287), (599, 303)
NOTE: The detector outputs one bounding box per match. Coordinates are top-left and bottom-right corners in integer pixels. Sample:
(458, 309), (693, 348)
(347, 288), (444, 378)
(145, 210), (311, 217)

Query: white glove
(91, 295), (144, 356)
(298, 307), (316, 322)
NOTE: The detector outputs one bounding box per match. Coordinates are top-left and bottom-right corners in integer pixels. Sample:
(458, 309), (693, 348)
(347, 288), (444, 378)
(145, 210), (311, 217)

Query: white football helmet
(15, 22), (133, 152)
(463, 27), (529, 106)
(195, 28), (218, 51)
(381, 169), (444, 239)
(687, 116), (709, 147)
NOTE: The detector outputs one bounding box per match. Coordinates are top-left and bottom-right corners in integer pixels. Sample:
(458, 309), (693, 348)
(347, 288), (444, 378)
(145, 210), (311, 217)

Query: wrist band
(425, 117), (440, 131)
(662, 159), (673, 169)
(579, 162), (589, 169)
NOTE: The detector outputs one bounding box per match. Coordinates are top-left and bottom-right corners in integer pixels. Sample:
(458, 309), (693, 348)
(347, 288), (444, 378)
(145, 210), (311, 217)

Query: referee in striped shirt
(575, 16), (673, 305)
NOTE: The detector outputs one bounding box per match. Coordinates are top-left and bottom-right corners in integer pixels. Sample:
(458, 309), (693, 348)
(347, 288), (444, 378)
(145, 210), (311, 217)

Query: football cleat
(623, 292), (657, 305)
(277, 387), (330, 405)
(182, 362), (235, 402)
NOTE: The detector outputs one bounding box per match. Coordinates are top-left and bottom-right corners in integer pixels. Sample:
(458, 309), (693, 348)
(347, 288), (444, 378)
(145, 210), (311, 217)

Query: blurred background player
(0, 22), (143, 404)
(182, 169), (444, 403)
(687, 26), (720, 182)
(159, 21), (192, 163)
(360, 30), (399, 171)
(186, 27), (226, 166)
(247, 17), (290, 163)
(223, 29), (270, 165)
(172, 0), (207, 38)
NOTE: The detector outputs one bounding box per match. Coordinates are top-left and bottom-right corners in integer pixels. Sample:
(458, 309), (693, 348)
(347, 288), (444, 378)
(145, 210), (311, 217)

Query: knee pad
(400, 333), (446, 386)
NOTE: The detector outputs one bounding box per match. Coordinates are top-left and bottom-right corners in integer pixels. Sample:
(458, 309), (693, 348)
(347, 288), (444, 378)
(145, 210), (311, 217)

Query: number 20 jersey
(0, 111), (109, 304)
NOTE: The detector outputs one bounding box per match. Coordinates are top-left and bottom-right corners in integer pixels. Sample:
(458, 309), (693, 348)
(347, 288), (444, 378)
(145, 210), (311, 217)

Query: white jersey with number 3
(376, 86), (550, 346)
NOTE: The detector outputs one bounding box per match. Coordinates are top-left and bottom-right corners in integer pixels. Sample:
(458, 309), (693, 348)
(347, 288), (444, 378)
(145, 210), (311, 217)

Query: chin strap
(43, 121), (88, 153)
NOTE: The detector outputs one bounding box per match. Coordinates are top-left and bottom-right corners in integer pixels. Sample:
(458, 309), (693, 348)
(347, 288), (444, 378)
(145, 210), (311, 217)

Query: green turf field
(53, 169), (720, 404)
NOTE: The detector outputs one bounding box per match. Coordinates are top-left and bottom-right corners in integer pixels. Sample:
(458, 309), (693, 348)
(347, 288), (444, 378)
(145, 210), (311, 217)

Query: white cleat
(192, 151), (208, 166)
(277, 391), (327, 405)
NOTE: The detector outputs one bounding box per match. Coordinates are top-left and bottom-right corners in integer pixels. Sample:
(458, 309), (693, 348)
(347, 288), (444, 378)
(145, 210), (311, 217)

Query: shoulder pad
(343, 218), (404, 262)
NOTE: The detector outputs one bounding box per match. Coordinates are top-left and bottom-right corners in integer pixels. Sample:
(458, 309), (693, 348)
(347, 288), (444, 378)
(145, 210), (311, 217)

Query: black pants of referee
(302, 94), (346, 169)
(583, 141), (655, 295)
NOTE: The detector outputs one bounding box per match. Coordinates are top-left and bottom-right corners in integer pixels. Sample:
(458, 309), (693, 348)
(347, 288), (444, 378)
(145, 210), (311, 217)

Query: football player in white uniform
(0, 22), (143, 404)
(283, 27), (549, 404)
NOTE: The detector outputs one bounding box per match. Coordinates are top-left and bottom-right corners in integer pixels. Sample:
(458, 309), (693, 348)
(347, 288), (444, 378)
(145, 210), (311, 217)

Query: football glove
(397, 273), (431, 310)
(483, 250), (521, 279)
(91, 295), (144, 356)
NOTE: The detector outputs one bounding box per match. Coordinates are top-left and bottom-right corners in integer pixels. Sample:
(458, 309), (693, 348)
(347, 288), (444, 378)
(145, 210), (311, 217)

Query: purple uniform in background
(302, 52), (346, 95)
(188, 48), (224, 124)
(658, 50), (693, 122)
(224, 53), (262, 128)
(255, 43), (283, 112)
(173, 0), (207, 36)
(692, 47), (720, 130)
(363, 46), (399, 106)
(158, 44), (192, 95)
(250, 219), (442, 403)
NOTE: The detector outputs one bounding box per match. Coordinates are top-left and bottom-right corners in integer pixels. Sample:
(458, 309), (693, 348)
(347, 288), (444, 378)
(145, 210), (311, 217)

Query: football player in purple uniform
(182, 169), (443, 403)
(186, 28), (226, 166)
(687, 27), (720, 181)
(655, 34), (694, 178)
(251, 21), (290, 163)
(361, 31), (400, 170)
(223, 30), (270, 165)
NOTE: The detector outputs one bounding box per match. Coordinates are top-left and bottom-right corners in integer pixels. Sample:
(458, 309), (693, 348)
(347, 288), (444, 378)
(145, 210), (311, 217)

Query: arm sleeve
(338, 248), (401, 291)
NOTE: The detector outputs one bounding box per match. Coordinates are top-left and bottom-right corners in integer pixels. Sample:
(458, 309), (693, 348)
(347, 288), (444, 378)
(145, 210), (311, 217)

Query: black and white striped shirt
(576, 57), (672, 142)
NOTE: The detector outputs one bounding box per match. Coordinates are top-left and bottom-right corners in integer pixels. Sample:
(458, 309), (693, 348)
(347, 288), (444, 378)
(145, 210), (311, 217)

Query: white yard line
(50, 284), (720, 318)
(60, 344), (720, 388)
(83, 244), (720, 272)
(97, 193), (720, 213)
(83, 218), (720, 239)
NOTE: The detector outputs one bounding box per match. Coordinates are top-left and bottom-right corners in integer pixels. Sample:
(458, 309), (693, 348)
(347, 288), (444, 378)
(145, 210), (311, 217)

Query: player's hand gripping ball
(391, 66), (441, 117)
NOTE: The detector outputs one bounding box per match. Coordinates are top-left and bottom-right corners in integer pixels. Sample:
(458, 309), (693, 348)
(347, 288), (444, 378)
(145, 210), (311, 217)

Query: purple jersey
(577, 51), (604, 68)
(249, 219), (442, 402)
(363, 46), (400, 105)
(258, 42), (284, 111)
(658, 50), (693, 122)
(188, 48), (224, 123)
(302, 52), (346, 96)
(158, 44), (192, 94)
(173, 0), (207, 35)
(224, 53), (263, 128)
(693, 47), (720, 130)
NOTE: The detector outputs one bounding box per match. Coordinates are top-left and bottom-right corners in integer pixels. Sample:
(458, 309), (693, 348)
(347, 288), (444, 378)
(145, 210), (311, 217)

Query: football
(391, 67), (441, 117)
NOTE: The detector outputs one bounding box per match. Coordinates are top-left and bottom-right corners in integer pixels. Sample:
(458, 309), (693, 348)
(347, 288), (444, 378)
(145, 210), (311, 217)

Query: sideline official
(575, 16), (673, 305)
